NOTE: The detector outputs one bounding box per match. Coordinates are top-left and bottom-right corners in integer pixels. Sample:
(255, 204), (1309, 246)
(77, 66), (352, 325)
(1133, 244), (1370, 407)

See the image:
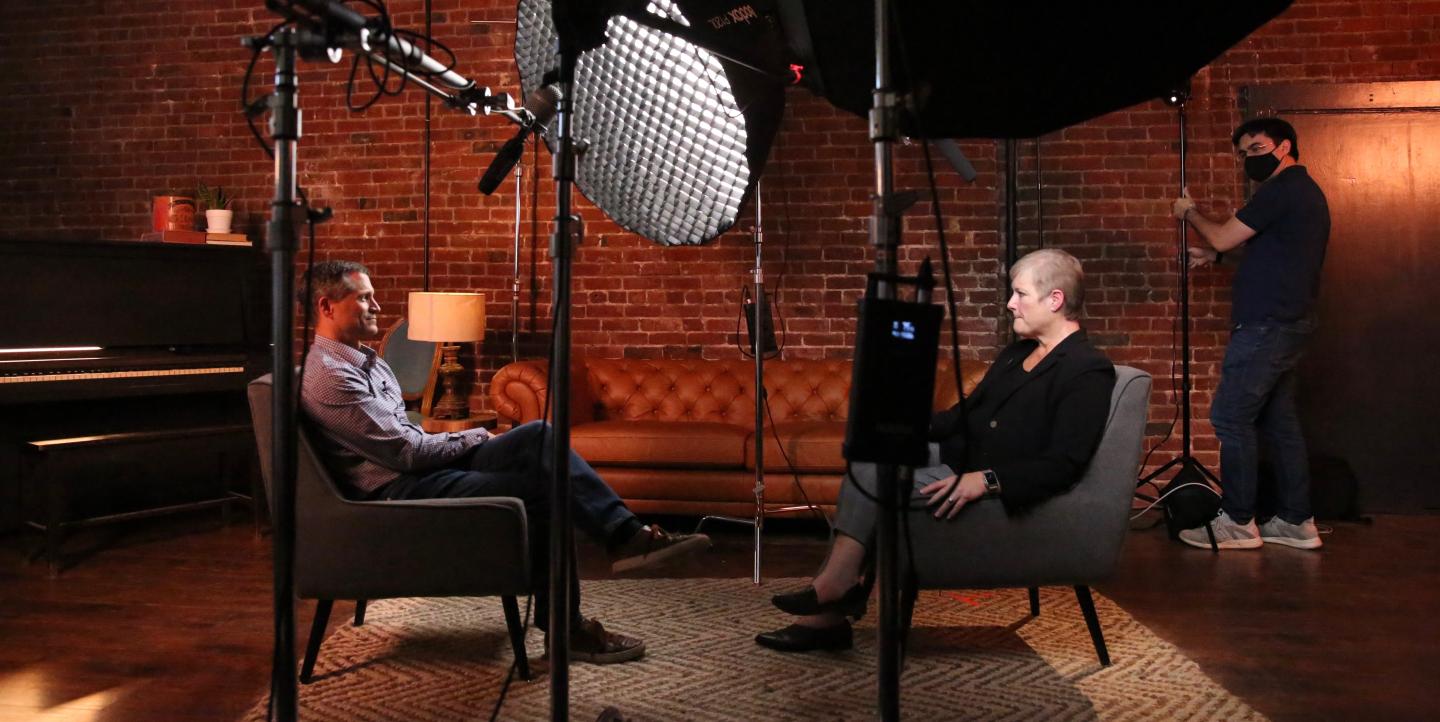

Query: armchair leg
(899, 579), (918, 667)
(1073, 586), (1111, 666)
(501, 595), (532, 681)
(1027, 587), (1040, 617)
(301, 599), (334, 684)
(353, 600), (367, 626)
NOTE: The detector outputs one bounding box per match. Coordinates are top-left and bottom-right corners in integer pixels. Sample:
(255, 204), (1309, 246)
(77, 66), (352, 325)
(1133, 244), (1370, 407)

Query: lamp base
(431, 343), (471, 420)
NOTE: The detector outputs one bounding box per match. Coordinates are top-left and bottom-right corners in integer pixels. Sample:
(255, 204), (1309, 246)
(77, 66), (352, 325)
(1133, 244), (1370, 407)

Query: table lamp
(407, 291), (486, 420)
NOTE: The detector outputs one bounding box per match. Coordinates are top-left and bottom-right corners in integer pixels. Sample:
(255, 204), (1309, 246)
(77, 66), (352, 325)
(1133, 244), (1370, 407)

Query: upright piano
(0, 239), (271, 532)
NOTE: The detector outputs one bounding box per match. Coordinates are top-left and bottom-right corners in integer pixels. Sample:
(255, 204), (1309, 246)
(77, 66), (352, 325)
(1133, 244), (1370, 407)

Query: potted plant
(196, 182), (233, 233)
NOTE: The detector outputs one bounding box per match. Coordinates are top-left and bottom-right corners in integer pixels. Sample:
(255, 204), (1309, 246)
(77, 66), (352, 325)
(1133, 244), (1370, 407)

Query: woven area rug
(243, 578), (1262, 721)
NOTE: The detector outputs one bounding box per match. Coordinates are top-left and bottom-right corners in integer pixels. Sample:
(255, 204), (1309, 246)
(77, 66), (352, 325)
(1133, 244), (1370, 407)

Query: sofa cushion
(571, 420), (749, 469)
(745, 421), (847, 473)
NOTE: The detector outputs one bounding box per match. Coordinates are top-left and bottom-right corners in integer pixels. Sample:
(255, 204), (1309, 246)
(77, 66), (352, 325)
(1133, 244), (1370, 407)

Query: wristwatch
(981, 470), (1002, 498)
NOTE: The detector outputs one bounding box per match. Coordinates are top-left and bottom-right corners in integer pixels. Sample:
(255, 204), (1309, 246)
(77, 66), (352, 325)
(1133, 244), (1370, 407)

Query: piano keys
(0, 348), (248, 403)
(0, 239), (270, 532)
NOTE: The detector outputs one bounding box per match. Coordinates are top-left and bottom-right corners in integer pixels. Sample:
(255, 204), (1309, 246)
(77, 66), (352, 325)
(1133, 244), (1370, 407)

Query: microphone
(479, 85), (561, 195)
(933, 138), (978, 182)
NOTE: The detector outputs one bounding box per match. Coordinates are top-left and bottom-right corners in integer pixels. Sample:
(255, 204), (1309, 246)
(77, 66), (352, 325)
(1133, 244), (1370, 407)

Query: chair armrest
(296, 496), (531, 600)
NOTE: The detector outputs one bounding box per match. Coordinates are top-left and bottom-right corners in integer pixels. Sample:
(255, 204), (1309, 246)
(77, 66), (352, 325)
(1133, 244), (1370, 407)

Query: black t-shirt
(1232, 165), (1331, 323)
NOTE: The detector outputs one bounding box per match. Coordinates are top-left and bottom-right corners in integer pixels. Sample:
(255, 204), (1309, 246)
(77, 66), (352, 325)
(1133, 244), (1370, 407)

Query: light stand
(841, 5), (946, 719)
(868, 2), (906, 718)
(545, 7), (591, 716)
(250, 5), (538, 720)
(512, 161), (523, 364)
(695, 181), (822, 585)
(252, 26), (306, 722)
(1137, 86), (1223, 550)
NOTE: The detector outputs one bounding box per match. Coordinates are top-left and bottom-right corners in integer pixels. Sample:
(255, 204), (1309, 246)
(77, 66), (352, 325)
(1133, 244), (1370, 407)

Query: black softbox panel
(778, 0), (1293, 138)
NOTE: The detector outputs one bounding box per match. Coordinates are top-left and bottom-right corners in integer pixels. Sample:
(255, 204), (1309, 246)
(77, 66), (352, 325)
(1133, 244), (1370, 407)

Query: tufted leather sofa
(490, 358), (983, 517)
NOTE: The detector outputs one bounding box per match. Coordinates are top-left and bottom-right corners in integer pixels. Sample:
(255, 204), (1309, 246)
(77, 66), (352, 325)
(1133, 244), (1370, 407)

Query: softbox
(776, 0), (1293, 138)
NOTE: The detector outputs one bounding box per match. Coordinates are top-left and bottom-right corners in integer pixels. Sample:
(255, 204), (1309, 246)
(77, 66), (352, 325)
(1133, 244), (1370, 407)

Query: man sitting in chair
(299, 260), (710, 664)
(756, 248), (1116, 652)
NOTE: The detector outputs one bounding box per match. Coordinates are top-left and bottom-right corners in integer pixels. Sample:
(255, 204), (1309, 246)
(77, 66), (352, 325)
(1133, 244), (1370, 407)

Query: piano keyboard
(0, 366), (245, 384)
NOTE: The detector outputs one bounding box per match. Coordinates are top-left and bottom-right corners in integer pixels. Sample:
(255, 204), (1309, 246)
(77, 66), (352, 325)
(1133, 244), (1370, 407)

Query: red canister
(151, 195), (196, 231)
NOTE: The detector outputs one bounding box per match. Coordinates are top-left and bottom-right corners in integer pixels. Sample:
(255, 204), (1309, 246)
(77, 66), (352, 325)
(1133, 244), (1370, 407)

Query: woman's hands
(920, 471), (988, 519)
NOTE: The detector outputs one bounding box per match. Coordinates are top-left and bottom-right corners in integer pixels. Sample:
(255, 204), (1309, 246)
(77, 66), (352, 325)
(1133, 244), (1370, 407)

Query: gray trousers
(834, 444), (953, 548)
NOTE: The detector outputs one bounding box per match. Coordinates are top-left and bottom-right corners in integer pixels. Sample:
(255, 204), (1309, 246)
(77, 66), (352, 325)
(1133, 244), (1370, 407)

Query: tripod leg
(1205, 521), (1219, 553)
(1137, 455), (1184, 487)
(1197, 462), (1222, 486)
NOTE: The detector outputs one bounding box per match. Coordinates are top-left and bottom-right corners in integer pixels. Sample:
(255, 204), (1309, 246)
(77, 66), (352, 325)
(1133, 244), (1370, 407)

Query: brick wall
(2, 0), (1437, 475)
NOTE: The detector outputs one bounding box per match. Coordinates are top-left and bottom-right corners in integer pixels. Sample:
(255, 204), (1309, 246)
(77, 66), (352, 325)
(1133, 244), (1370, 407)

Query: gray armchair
(247, 374), (532, 682)
(902, 365), (1152, 666)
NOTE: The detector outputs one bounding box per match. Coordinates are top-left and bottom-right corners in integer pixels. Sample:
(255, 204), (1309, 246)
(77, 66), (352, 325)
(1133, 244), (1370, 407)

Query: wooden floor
(2, 510), (1437, 721)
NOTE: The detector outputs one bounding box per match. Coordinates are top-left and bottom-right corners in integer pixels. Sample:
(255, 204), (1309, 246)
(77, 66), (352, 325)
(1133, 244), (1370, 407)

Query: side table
(421, 412), (498, 434)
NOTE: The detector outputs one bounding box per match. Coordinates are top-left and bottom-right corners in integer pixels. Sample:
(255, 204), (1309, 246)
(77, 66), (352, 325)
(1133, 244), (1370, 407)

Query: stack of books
(204, 232), (252, 246)
(139, 231), (252, 246)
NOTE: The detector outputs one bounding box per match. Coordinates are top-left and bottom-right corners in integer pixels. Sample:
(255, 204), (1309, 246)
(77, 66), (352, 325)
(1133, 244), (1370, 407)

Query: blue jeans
(380, 421), (637, 629)
(1210, 319), (1316, 524)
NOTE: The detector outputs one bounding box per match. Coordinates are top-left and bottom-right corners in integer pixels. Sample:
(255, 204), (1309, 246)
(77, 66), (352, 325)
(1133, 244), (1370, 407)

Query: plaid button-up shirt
(300, 334), (489, 494)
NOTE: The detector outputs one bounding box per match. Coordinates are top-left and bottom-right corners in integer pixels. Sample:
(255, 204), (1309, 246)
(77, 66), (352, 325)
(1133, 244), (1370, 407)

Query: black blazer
(930, 330), (1115, 513)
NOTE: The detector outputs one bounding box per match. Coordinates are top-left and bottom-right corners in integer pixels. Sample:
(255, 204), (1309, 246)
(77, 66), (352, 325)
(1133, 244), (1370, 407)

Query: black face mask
(1244, 152), (1281, 182)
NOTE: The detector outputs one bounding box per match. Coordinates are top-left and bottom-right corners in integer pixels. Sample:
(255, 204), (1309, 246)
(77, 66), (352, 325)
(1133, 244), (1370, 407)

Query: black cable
(494, 199), (565, 722)
(771, 176), (794, 355)
(758, 387), (833, 527)
(920, 139), (968, 429)
(1136, 223), (1187, 485)
(242, 21), (293, 161)
(340, 0), (460, 112)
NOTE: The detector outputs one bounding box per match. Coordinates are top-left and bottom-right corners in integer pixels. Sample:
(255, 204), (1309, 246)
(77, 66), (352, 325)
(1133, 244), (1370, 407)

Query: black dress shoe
(771, 583), (868, 619)
(755, 622), (853, 652)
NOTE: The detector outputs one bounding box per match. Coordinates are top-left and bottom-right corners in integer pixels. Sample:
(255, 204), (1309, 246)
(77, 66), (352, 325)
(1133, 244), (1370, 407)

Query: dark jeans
(1210, 318), (1316, 524)
(380, 421), (637, 630)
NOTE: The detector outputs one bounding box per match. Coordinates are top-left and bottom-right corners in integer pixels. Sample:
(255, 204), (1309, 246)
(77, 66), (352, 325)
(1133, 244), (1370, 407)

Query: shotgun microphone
(479, 85), (561, 195)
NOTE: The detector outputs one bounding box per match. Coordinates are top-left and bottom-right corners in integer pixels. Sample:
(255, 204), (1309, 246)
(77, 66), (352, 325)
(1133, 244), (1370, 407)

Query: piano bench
(20, 424), (258, 577)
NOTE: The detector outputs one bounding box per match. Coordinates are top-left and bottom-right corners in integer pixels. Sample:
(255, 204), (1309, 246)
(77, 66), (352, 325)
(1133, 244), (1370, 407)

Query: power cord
(1128, 481), (1220, 521)
(758, 387), (833, 527)
(1135, 212), (1189, 490)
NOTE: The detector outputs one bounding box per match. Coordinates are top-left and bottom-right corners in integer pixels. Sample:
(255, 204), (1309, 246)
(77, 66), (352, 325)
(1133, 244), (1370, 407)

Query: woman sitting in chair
(757, 248), (1117, 652)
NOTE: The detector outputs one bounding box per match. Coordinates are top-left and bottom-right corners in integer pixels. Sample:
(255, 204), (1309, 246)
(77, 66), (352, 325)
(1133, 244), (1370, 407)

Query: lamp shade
(407, 292), (487, 343)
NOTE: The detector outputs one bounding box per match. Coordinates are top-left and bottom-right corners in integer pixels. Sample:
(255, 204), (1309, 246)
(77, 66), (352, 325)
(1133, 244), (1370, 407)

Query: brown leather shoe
(565, 617), (645, 664)
(610, 524), (711, 573)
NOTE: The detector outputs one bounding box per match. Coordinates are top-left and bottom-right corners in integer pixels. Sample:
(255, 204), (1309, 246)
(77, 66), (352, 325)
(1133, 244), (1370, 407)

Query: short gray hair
(298, 260), (370, 308)
(1010, 248), (1085, 319)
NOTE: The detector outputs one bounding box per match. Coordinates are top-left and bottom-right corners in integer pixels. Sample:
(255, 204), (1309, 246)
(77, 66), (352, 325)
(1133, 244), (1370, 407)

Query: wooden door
(1248, 82), (1440, 512)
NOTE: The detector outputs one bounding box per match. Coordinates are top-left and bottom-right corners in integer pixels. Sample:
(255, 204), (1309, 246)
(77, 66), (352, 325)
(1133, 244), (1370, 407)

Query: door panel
(1285, 111), (1440, 512)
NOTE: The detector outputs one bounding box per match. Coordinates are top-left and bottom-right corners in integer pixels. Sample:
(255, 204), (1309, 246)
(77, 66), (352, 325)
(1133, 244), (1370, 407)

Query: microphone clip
(451, 86), (516, 116)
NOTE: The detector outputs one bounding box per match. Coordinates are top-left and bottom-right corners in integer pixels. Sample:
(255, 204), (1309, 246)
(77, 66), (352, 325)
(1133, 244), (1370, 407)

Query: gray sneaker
(1178, 510), (1262, 550)
(1259, 516), (1323, 549)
